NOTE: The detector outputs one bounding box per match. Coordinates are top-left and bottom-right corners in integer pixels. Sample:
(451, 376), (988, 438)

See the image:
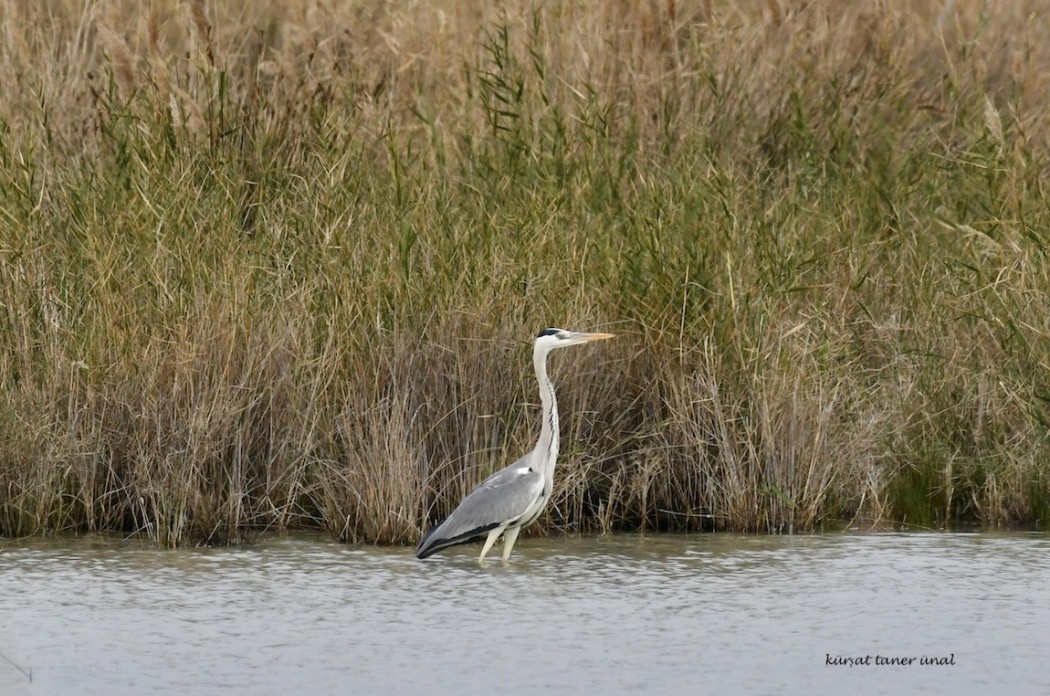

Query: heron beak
(572, 331), (614, 343)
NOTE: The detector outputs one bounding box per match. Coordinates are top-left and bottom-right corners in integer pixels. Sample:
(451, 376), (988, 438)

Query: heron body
(416, 328), (613, 562)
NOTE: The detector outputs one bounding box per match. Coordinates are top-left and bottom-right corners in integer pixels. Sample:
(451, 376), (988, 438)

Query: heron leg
(501, 526), (521, 562)
(478, 527), (503, 563)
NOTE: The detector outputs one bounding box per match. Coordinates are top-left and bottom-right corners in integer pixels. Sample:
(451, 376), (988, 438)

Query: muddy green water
(1, 532), (1047, 695)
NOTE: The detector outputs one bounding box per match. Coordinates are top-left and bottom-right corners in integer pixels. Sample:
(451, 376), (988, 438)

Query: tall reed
(1, 0), (1049, 545)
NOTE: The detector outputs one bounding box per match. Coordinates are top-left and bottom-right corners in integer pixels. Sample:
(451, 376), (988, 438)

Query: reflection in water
(1, 532), (1048, 695)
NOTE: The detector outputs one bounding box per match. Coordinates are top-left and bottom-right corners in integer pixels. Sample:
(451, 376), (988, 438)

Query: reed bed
(1, 0), (1049, 545)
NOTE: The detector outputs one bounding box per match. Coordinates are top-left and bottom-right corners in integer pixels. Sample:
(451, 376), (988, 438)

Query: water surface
(1, 532), (1047, 695)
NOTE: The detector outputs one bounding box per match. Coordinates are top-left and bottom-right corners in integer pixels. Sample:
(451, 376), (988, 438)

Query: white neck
(533, 344), (559, 480)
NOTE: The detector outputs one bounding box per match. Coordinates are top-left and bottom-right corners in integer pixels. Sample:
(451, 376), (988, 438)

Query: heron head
(535, 328), (614, 351)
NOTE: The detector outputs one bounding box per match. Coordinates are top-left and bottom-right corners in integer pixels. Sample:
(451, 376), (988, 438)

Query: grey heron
(416, 328), (613, 562)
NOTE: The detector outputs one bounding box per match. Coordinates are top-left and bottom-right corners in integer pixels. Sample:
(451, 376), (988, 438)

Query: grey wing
(416, 455), (544, 558)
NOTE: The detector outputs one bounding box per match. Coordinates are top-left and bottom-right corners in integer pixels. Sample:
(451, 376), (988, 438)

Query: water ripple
(1, 532), (1048, 695)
